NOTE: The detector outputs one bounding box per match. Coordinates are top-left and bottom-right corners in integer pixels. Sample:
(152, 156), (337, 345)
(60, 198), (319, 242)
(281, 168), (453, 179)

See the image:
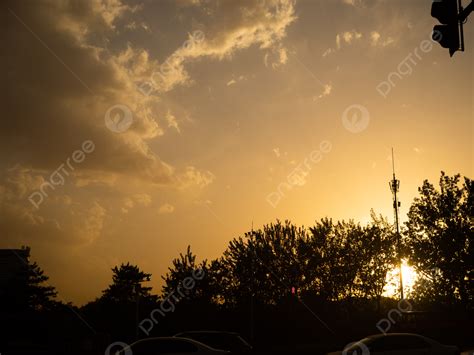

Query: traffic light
(431, 0), (464, 56)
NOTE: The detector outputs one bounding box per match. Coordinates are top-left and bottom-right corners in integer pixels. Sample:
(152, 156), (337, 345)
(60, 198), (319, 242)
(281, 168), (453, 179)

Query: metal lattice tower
(389, 148), (404, 300)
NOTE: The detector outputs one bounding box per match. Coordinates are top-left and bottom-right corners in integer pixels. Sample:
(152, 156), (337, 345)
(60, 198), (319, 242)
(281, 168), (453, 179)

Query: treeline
(1, 172), (472, 354)
(163, 214), (396, 308)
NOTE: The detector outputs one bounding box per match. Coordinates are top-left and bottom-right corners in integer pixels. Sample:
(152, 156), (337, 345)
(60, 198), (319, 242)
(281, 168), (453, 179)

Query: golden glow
(401, 261), (417, 292)
(2, 0), (472, 304)
(384, 260), (418, 297)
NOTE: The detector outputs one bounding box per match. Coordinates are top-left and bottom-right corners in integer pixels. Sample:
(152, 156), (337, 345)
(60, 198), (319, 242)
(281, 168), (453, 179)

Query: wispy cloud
(314, 83), (333, 101)
(158, 203), (175, 214)
(166, 111), (181, 133)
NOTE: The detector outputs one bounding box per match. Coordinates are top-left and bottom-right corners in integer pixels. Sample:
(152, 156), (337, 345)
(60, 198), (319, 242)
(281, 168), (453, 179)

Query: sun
(383, 259), (418, 297)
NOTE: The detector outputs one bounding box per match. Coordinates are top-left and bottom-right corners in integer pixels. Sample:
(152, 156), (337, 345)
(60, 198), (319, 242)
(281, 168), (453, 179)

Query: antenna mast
(389, 148), (404, 300)
(250, 220), (255, 341)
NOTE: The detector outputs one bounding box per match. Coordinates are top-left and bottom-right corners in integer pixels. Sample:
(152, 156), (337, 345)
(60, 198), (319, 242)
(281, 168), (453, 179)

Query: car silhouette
(174, 331), (253, 354)
(328, 333), (459, 355)
(118, 337), (230, 355)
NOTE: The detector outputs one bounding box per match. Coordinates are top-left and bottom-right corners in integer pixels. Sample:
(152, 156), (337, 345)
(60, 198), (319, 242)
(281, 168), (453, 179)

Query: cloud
(0, 167), (107, 245)
(336, 30), (363, 49)
(322, 48), (334, 57)
(158, 203), (175, 214)
(341, 0), (379, 7)
(314, 83), (333, 100)
(264, 46), (289, 69)
(332, 30), (394, 53)
(187, 0), (296, 58)
(178, 167), (215, 189)
(370, 31), (394, 47)
(121, 193), (152, 213)
(226, 75), (247, 86)
(166, 111), (181, 133)
(3, 1), (173, 185)
(3, 1), (224, 189)
(153, 0), (296, 90)
(2, 0), (223, 254)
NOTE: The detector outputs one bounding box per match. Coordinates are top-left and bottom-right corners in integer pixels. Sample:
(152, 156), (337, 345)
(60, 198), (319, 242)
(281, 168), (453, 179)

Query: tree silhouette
(82, 262), (157, 341)
(309, 218), (368, 302)
(213, 218), (399, 307)
(161, 246), (210, 302)
(218, 221), (308, 305)
(0, 247), (57, 312)
(356, 212), (397, 310)
(102, 262), (154, 303)
(405, 172), (473, 308)
(25, 261), (58, 310)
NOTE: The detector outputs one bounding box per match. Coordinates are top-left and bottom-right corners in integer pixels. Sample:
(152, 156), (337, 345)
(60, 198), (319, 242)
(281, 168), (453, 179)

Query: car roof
(129, 336), (215, 349)
(366, 333), (427, 339)
(175, 331), (240, 336)
(362, 333), (437, 345)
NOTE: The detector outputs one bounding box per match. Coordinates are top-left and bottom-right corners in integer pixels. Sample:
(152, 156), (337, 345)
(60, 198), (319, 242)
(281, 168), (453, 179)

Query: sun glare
(384, 260), (417, 297)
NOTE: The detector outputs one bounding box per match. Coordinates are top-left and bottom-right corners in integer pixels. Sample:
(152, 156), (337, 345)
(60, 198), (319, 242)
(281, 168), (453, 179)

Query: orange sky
(2, 0), (472, 305)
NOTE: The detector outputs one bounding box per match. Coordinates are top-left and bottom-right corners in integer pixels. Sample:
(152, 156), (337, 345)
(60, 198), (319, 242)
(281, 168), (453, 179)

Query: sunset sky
(2, 0), (472, 305)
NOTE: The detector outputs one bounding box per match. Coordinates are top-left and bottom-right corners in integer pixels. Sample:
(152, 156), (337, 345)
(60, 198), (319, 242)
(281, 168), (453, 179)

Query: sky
(2, 0), (472, 305)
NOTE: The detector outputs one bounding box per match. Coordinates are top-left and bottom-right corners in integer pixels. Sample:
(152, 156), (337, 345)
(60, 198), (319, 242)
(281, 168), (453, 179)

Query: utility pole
(250, 221), (255, 342)
(389, 148), (404, 300)
(135, 282), (140, 340)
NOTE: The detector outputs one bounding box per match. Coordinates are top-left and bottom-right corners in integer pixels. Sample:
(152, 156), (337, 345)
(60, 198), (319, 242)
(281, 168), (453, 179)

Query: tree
(405, 172), (473, 308)
(25, 261), (58, 310)
(309, 218), (366, 302)
(219, 221), (308, 305)
(356, 212), (397, 309)
(102, 262), (155, 304)
(82, 263), (157, 339)
(1, 247), (57, 312)
(161, 246), (210, 302)
(215, 217), (398, 307)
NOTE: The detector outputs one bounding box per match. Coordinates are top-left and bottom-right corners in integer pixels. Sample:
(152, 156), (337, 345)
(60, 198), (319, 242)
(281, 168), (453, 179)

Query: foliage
(161, 245), (211, 302)
(213, 217), (397, 306)
(0, 247), (57, 312)
(405, 172), (473, 308)
(101, 262), (155, 304)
